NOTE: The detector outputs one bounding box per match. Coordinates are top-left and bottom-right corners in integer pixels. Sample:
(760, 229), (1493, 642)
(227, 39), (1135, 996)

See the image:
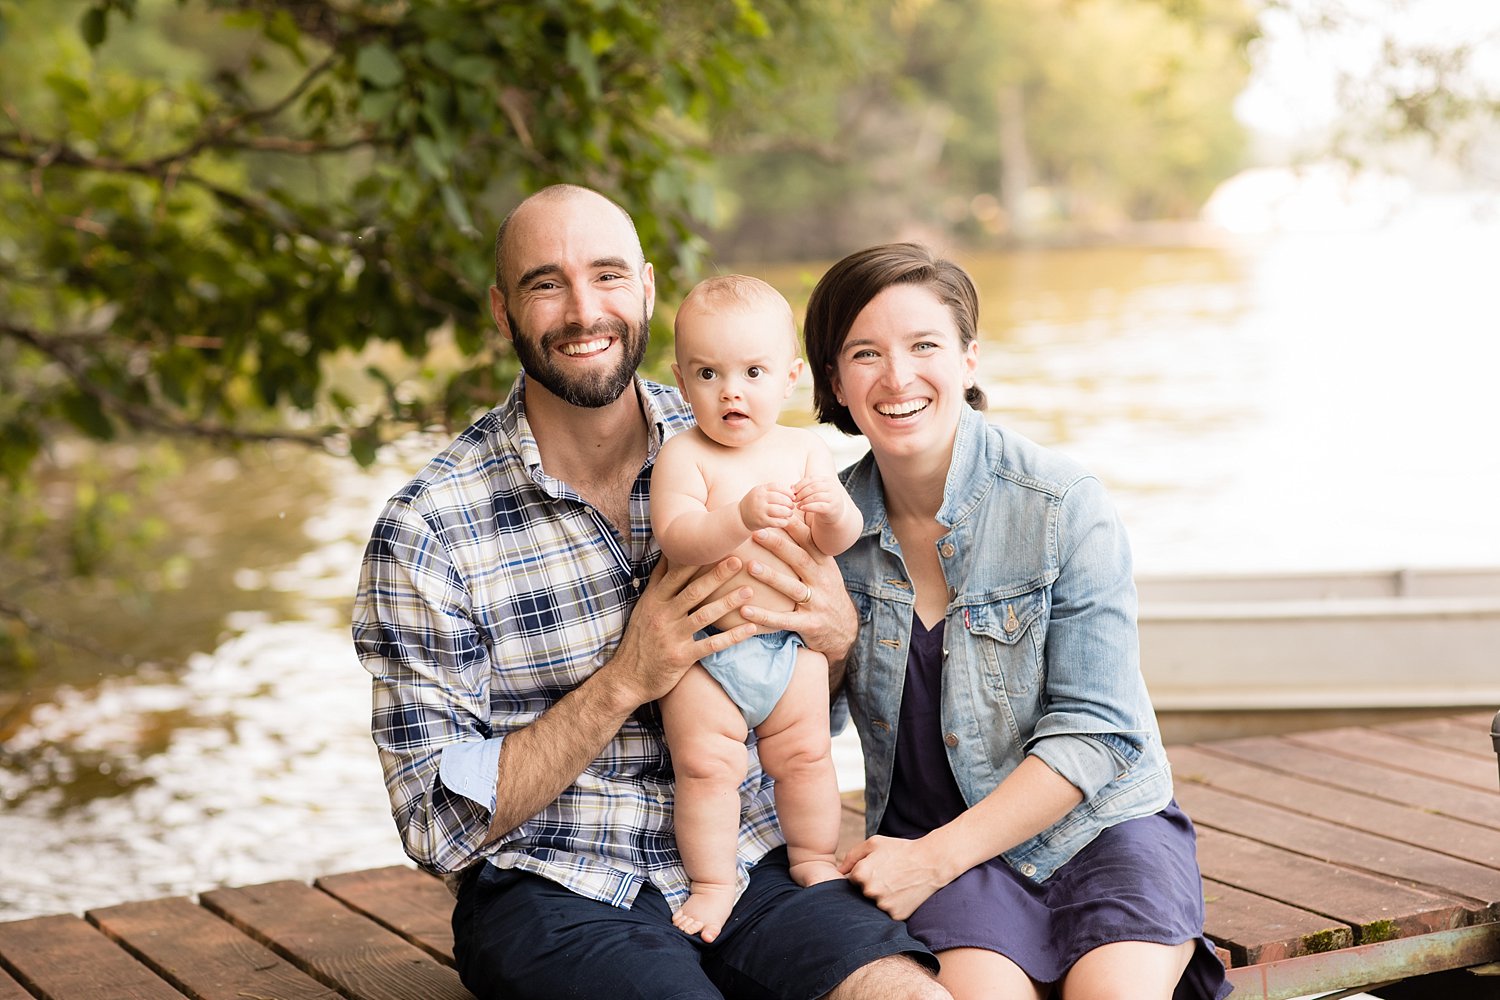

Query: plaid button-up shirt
(352, 375), (783, 908)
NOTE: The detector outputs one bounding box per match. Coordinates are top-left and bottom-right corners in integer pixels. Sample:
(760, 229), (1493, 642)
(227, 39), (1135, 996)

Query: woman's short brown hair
(803, 243), (987, 436)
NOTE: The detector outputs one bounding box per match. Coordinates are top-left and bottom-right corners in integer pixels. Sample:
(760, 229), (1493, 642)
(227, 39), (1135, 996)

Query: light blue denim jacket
(837, 406), (1172, 883)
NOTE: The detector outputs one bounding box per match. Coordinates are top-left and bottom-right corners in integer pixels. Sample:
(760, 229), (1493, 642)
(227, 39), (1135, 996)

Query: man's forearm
(485, 665), (639, 839)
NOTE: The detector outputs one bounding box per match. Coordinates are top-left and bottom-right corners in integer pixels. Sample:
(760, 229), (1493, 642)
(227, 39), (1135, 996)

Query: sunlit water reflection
(5, 195), (1499, 919)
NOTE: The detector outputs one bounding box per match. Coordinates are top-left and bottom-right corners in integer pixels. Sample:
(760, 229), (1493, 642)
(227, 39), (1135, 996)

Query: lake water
(4, 193), (1499, 920)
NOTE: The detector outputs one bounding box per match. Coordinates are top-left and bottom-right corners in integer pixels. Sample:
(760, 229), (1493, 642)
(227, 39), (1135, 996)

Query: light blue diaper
(695, 628), (804, 729)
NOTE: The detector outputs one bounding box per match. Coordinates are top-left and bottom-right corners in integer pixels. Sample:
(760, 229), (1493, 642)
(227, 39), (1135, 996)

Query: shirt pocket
(966, 587), (1049, 697)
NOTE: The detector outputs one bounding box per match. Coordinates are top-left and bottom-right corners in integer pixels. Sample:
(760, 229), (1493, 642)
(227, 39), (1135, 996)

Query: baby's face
(673, 305), (802, 449)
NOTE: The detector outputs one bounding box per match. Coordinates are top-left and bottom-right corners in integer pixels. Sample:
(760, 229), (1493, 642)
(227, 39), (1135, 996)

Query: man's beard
(507, 305), (650, 408)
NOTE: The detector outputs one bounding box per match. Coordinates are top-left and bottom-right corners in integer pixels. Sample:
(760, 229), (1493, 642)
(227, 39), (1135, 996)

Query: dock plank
(89, 896), (341, 1000)
(0, 912), (184, 1000)
(1377, 715), (1500, 757)
(0, 970), (30, 1000)
(1289, 727), (1500, 791)
(1169, 745), (1500, 870)
(316, 866), (457, 964)
(201, 880), (470, 1000)
(1203, 736), (1500, 829)
(1201, 878), (1353, 967)
(1175, 780), (1500, 913)
(1194, 827), (1466, 943)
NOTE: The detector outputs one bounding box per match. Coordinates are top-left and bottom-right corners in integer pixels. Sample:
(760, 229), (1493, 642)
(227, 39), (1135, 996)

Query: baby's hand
(792, 476), (846, 523)
(740, 483), (797, 530)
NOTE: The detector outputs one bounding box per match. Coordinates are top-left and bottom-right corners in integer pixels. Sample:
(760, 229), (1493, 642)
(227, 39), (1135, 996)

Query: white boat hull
(1135, 568), (1500, 711)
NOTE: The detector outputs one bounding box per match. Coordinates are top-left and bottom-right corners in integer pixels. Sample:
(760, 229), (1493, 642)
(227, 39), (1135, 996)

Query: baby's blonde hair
(676, 274), (798, 355)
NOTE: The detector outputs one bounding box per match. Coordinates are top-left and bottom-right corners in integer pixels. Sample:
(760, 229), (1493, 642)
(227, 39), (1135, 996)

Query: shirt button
(655, 793), (667, 804)
(1019, 862), (1038, 877)
(940, 542), (955, 558)
(943, 733), (959, 748)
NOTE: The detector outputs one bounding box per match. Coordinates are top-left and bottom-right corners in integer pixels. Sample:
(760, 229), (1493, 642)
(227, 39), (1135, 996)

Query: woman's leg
(1059, 940), (1195, 1000)
(754, 647), (842, 886)
(660, 664), (750, 943)
(934, 947), (1047, 1000)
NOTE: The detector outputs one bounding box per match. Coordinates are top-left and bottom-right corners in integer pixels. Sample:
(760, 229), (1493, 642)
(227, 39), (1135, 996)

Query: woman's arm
(839, 756), (1082, 920)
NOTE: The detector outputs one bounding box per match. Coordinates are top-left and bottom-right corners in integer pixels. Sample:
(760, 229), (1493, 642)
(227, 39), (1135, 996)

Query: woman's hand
(839, 834), (953, 921)
(739, 522), (856, 662)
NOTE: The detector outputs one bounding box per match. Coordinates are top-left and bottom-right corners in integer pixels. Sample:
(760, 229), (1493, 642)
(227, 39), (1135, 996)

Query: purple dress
(881, 616), (1231, 998)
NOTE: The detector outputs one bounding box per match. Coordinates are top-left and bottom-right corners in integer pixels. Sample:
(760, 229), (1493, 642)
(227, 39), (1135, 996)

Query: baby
(651, 274), (863, 942)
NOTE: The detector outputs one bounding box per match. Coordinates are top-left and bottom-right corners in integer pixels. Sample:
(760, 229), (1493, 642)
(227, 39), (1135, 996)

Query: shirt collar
(844, 405), (996, 538)
(499, 372), (675, 480)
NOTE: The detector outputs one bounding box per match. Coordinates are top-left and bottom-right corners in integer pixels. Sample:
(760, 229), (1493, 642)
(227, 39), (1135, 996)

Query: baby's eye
(746, 366), (766, 379)
(696, 367), (717, 381)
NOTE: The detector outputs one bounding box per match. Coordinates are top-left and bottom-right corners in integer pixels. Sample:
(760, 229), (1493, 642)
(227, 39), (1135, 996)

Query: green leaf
(59, 390), (115, 440)
(356, 43), (405, 89)
(411, 135), (449, 181)
(264, 10), (304, 60)
(565, 31), (600, 99)
(439, 183), (474, 233)
(80, 6), (107, 48)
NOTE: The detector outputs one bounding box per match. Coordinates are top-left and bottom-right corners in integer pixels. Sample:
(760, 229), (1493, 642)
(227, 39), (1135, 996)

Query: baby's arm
(793, 438), (862, 557)
(652, 436), (795, 565)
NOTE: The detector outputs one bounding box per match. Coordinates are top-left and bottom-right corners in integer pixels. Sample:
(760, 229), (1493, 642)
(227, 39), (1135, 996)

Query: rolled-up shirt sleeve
(1024, 475), (1152, 799)
(352, 499), (499, 874)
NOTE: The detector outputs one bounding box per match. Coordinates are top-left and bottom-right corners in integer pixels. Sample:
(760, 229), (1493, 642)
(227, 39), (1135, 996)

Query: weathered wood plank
(1202, 737), (1500, 829)
(1289, 727), (1500, 791)
(1377, 715), (1500, 758)
(0, 912), (183, 1000)
(316, 867), (457, 964)
(1169, 745), (1500, 869)
(1176, 781), (1500, 914)
(201, 880), (471, 1000)
(1194, 827), (1466, 944)
(0, 969), (31, 1000)
(1201, 878), (1353, 968)
(88, 896), (341, 1000)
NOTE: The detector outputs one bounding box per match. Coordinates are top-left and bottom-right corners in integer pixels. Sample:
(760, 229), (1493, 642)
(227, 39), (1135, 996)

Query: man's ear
(642, 261), (656, 321)
(489, 285), (513, 343)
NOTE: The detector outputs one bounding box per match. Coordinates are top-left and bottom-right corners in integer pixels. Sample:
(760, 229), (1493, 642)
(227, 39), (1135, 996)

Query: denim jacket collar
(845, 405), (996, 541)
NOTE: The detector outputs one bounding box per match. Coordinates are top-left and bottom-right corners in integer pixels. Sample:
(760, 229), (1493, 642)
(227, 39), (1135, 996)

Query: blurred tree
(714, 0), (1259, 257)
(0, 0), (828, 669)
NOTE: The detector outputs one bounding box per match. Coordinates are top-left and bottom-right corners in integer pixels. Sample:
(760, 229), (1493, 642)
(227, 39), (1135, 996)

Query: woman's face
(830, 283), (979, 465)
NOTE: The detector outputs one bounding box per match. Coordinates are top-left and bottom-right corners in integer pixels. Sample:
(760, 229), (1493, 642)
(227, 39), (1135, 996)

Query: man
(353, 184), (947, 999)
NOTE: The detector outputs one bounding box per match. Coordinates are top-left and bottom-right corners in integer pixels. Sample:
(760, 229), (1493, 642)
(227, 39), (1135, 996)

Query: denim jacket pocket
(966, 587), (1049, 697)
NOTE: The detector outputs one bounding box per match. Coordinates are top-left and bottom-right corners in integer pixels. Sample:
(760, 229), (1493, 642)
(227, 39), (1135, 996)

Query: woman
(803, 244), (1229, 1000)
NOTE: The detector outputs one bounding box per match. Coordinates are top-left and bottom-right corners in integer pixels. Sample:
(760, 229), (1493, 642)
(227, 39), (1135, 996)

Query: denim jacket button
(943, 732), (959, 748)
(939, 542), (956, 558)
(1019, 862), (1038, 878)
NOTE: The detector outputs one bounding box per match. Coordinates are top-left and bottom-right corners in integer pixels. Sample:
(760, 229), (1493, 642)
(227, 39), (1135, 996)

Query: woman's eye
(913, 341), (937, 353)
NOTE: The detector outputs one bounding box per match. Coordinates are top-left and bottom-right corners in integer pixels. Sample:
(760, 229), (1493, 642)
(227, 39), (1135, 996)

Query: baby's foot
(788, 858), (844, 887)
(672, 883), (737, 943)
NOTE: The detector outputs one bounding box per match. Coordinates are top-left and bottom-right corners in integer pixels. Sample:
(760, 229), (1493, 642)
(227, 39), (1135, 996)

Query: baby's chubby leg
(754, 648), (843, 887)
(660, 665), (750, 943)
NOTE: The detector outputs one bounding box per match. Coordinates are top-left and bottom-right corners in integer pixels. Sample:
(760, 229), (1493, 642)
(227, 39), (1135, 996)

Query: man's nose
(565, 284), (604, 328)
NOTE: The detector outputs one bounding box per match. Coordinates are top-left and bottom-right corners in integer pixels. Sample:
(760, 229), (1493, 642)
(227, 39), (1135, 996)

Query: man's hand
(488, 554), (756, 840)
(739, 521), (856, 662)
(604, 555), (759, 707)
(738, 483), (797, 531)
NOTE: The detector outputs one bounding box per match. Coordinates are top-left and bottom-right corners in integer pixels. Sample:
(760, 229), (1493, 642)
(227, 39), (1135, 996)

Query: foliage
(712, 0), (1260, 258)
(0, 0), (817, 666)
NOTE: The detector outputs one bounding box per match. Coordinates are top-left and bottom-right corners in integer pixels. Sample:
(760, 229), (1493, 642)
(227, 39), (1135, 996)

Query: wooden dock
(1, 711), (1497, 999)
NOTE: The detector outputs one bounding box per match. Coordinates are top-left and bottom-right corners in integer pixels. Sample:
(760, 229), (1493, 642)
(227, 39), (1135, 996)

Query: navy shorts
(452, 846), (936, 999)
